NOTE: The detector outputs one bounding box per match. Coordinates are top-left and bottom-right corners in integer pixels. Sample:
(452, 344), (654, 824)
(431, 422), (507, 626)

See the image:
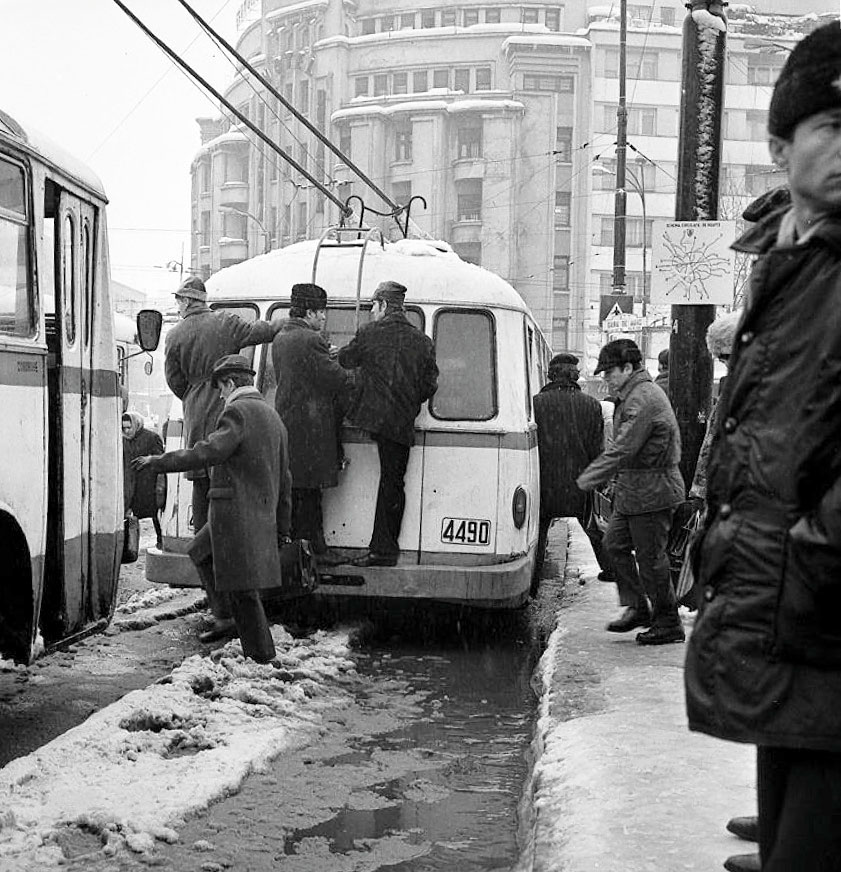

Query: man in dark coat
(533, 353), (606, 572)
(338, 280), (438, 566)
(577, 339), (685, 644)
(164, 276), (281, 631)
(685, 24), (841, 870)
(272, 282), (349, 561)
(654, 348), (670, 397)
(133, 355), (292, 663)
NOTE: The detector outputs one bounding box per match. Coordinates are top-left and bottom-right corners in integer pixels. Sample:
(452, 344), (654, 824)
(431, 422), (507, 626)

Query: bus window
(0, 157), (33, 337)
(62, 213), (76, 345)
(524, 323), (534, 420)
(82, 218), (93, 348)
(431, 309), (497, 421)
(209, 302), (259, 367)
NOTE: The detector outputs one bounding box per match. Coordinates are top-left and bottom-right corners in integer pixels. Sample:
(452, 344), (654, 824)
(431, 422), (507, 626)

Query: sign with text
(650, 220), (736, 305)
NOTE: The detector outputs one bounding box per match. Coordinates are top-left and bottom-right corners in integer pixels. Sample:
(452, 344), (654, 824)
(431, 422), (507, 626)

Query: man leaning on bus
(164, 275), (283, 641)
(338, 281), (438, 567)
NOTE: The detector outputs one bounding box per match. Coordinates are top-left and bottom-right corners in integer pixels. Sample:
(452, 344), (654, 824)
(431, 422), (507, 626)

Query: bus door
(45, 192), (94, 634)
(419, 309), (499, 561)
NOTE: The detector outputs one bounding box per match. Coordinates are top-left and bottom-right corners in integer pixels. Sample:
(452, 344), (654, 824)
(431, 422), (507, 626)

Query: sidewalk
(526, 519), (756, 872)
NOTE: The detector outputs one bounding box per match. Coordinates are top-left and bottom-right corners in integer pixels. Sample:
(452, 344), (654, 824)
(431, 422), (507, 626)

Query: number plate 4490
(440, 517), (492, 546)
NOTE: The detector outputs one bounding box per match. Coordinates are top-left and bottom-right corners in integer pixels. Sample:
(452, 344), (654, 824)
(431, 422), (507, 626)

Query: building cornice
(332, 97), (525, 122)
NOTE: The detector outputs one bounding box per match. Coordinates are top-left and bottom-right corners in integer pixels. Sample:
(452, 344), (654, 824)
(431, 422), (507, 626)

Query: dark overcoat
(123, 427), (164, 518)
(685, 206), (841, 753)
(534, 382), (603, 519)
(338, 312), (438, 447)
(149, 389), (292, 593)
(576, 369), (684, 514)
(271, 318), (349, 488)
(164, 303), (278, 477)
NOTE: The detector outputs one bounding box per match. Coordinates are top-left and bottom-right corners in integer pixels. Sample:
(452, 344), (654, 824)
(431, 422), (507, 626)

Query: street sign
(650, 220), (736, 305)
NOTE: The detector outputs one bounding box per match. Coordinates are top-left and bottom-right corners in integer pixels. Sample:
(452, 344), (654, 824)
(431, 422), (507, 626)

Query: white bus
(0, 108), (158, 662)
(148, 235), (550, 608)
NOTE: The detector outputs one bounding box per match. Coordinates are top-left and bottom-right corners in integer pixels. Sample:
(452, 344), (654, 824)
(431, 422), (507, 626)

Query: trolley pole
(670, 0), (727, 488)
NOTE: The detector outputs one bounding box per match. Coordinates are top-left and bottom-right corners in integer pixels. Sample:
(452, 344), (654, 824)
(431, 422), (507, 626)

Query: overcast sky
(0, 0), (239, 297)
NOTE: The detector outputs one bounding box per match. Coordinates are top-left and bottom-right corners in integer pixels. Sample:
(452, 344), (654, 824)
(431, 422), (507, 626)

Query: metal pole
(612, 0), (628, 293)
(671, 0), (726, 488)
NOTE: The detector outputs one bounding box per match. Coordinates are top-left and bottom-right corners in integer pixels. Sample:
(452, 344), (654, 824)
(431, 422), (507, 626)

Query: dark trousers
(370, 435), (410, 556)
(537, 510), (609, 572)
(189, 524), (276, 663)
(758, 745), (841, 872)
(190, 477), (231, 620)
(291, 487), (326, 553)
(603, 507), (679, 626)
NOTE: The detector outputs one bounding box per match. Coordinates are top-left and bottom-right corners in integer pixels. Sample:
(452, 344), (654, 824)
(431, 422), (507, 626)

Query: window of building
(393, 180), (412, 204)
(296, 201), (308, 240)
(400, 13), (416, 28)
(297, 142), (308, 170)
(199, 160), (211, 193)
(746, 109), (768, 140)
(627, 217), (654, 247)
(555, 126), (573, 162)
(431, 310), (497, 420)
(552, 317), (569, 350)
(395, 124), (413, 161)
(360, 17), (376, 34)
(222, 212), (246, 240)
(457, 122), (483, 159)
(373, 74), (389, 96)
(355, 76), (369, 97)
(593, 159), (616, 190)
(601, 272), (644, 298)
(298, 79), (310, 109)
(627, 4), (653, 22)
(441, 9), (456, 26)
(485, 8), (501, 23)
(475, 67), (492, 90)
(224, 152), (247, 183)
(316, 90), (327, 131)
(747, 63), (778, 85)
(660, 6), (675, 25)
(338, 125), (351, 160)
(457, 179), (483, 220)
(464, 9), (480, 26)
(421, 8), (436, 27)
(452, 241), (482, 265)
(553, 255), (570, 292)
(433, 69), (449, 89)
(0, 159), (32, 337)
(393, 72), (408, 95)
(554, 191), (571, 227)
(200, 211), (211, 247)
(523, 73), (573, 91)
(522, 8), (540, 23)
(628, 107), (657, 135)
(454, 68), (470, 92)
(413, 70), (429, 92)
(545, 8), (562, 30)
(605, 49), (658, 79)
(745, 164), (779, 195)
(599, 217), (614, 247)
(379, 15), (396, 32)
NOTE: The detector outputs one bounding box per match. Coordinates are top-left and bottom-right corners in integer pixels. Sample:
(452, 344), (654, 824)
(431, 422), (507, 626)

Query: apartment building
(190, 0), (828, 369)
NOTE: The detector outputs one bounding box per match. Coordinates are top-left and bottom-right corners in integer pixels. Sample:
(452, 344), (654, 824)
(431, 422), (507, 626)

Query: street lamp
(219, 205), (271, 254)
(625, 160), (648, 317)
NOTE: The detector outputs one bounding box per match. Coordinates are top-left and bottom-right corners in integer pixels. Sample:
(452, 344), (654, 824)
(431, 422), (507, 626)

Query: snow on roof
(315, 22), (561, 50)
(194, 126), (249, 157)
(333, 98), (523, 122)
(206, 238), (531, 313)
(0, 628), (358, 868)
(265, 0), (328, 20)
(502, 34), (592, 49)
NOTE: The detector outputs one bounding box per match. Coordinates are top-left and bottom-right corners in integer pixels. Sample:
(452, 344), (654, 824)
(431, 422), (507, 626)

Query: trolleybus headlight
(512, 486), (527, 529)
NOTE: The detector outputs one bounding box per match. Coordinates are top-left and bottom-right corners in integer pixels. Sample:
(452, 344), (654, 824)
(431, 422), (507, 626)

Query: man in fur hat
(685, 21), (841, 871)
(338, 281), (438, 567)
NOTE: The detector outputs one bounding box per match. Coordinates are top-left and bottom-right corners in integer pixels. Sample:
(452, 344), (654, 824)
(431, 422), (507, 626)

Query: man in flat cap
(685, 21), (841, 870)
(272, 283), (349, 563)
(576, 338), (684, 644)
(133, 355), (292, 663)
(533, 353), (607, 583)
(338, 280), (438, 566)
(164, 276), (283, 638)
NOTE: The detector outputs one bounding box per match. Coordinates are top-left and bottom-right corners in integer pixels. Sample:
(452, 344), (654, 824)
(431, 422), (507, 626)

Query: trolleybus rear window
(431, 309), (496, 421)
(0, 156), (33, 338)
(209, 302), (259, 367)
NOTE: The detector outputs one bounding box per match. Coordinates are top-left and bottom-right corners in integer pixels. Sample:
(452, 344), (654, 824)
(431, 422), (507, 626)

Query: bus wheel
(0, 514), (35, 664)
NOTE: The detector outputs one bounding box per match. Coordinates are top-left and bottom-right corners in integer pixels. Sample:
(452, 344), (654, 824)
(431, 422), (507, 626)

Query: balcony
(452, 157), (485, 182)
(217, 237), (248, 261)
(450, 220), (482, 245)
(218, 182), (249, 207)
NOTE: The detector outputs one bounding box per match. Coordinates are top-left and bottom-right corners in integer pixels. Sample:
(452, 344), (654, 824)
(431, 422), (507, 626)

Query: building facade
(190, 0), (829, 371)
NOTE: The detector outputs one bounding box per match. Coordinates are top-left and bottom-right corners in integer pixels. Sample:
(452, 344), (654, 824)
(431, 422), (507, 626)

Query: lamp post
(625, 161), (648, 318)
(220, 205), (271, 254)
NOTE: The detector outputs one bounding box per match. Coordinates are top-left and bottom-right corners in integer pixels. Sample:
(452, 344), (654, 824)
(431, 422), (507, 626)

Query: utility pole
(612, 0), (628, 294)
(670, 0), (727, 488)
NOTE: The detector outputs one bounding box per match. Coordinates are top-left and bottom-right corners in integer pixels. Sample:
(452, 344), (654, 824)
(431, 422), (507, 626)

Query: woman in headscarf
(122, 412), (165, 549)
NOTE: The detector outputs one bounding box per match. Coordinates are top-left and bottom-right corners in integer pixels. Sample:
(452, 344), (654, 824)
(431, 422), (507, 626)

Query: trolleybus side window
(430, 309), (497, 421)
(0, 156), (34, 338)
(62, 214), (76, 345)
(524, 323), (534, 419)
(82, 218), (93, 348)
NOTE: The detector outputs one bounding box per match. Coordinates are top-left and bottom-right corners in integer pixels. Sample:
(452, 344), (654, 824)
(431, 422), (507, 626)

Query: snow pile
(114, 586), (181, 615)
(0, 627), (358, 871)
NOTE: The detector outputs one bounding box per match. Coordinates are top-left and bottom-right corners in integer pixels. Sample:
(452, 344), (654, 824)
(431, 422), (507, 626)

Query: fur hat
(706, 310), (744, 358)
(290, 282), (327, 311)
(593, 339), (642, 375)
(211, 354), (255, 385)
(174, 275), (207, 301)
(768, 21), (841, 139)
(372, 280), (407, 306)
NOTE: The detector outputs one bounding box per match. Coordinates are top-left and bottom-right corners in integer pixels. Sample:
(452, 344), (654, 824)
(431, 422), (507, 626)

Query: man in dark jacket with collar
(272, 283), (349, 561)
(685, 22), (841, 871)
(339, 280), (438, 567)
(577, 339), (685, 644)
